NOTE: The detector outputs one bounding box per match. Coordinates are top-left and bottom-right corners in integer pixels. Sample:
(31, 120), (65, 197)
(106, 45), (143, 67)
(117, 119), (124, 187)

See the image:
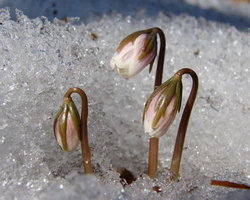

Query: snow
(0, 0), (250, 199)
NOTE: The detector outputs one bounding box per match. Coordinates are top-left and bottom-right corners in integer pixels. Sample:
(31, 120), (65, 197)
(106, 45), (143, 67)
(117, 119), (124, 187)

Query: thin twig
(211, 179), (250, 189)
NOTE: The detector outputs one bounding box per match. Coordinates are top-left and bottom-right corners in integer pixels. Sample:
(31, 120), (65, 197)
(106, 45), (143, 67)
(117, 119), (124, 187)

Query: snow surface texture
(0, 0), (250, 199)
(1, 0), (250, 28)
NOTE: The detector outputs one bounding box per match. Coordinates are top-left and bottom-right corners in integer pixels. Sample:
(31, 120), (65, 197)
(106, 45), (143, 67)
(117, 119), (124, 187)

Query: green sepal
(155, 80), (177, 114)
(53, 106), (63, 137)
(138, 33), (157, 60)
(68, 100), (81, 138)
(149, 58), (154, 74)
(148, 37), (157, 74)
(59, 103), (69, 151)
(116, 30), (144, 52)
(143, 77), (173, 122)
(152, 80), (177, 128)
(116, 28), (154, 53)
(175, 80), (183, 112)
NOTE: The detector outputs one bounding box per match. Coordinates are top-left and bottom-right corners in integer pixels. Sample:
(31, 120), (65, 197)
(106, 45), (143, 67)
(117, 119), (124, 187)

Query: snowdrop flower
(110, 29), (157, 79)
(143, 74), (182, 138)
(54, 97), (80, 151)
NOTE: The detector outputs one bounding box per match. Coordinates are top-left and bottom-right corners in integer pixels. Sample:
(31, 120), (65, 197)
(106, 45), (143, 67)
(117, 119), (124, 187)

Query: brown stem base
(81, 136), (93, 174)
(148, 137), (159, 178)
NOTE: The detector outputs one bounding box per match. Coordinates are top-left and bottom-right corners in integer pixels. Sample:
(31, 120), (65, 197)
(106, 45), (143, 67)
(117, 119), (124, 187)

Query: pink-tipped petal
(54, 114), (63, 149)
(144, 97), (177, 138)
(147, 97), (177, 137)
(143, 76), (182, 138)
(110, 30), (157, 78)
(66, 113), (80, 151)
(133, 34), (148, 57)
(54, 101), (80, 152)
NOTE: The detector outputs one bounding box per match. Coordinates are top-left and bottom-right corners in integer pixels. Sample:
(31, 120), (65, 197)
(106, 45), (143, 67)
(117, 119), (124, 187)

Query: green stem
(64, 88), (93, 174)
(170, 68), (198, 180)
(148, 27), (166, 179)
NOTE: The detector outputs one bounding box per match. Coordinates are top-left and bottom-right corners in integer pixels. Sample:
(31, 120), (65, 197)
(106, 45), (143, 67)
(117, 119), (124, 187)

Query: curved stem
(64, 88), (93, 174)
(170, 68), (198, 180)
(153, 27), (166, 89)
(148, 27), (166, 179)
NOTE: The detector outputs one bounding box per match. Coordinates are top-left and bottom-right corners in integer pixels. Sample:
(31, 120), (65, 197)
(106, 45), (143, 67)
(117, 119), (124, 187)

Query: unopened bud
(54, 97), (80, 151)
(110, 28), (157, 79)
(143, 74), (182, 137)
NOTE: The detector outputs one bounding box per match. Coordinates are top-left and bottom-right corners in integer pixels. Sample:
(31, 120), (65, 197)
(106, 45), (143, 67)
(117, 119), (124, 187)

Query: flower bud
(110, 29), (157, 79)
(54, 97), (81, 151)
(143, 74), (182, 138)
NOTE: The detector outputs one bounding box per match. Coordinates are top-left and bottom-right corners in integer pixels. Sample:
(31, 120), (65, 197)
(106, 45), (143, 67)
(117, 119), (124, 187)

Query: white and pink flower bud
(110, 29), (157, 79)
(54, 97), (80, 152)
(143, 75), (182, 138)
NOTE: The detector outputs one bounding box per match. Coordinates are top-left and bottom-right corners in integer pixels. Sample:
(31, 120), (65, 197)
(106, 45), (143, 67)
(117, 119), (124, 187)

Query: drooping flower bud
(143, 74), (182, 138)
(54, 97), (81, 151)
(110, 28), (157, 79)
